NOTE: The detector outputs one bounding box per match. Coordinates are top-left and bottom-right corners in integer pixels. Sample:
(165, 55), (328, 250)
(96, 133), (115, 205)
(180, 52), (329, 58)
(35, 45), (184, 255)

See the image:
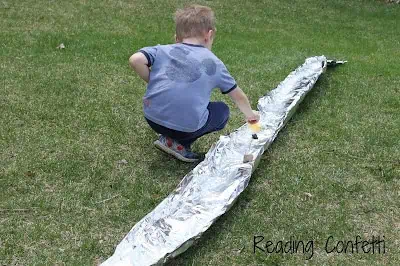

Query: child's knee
(208, 101), (230, 129)
(215, 101), (230, 117)
(217, 102), (230, 128)
(220, 102), (230, 121)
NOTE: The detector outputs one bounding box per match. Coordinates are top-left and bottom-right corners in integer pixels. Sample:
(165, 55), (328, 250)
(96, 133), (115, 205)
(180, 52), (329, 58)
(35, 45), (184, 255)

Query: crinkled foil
(102, 56), (341, 266)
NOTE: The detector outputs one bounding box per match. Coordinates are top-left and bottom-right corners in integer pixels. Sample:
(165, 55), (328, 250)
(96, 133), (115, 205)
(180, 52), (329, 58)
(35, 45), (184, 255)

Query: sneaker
(154, 135), (200, 163)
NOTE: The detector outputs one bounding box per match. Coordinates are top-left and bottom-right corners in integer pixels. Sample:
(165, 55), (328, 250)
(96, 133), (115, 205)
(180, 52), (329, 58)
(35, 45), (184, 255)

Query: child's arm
(228, 87), (260, 123)
(129, 53), (150, 83)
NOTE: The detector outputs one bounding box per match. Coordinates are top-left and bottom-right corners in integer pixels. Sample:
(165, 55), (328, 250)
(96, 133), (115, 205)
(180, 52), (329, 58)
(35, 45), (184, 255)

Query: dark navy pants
(146, 101), (230, 148)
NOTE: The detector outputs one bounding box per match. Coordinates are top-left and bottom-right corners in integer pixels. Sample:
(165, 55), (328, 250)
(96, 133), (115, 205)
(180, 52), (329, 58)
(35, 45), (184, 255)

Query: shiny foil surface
(102, 56), (337, 266)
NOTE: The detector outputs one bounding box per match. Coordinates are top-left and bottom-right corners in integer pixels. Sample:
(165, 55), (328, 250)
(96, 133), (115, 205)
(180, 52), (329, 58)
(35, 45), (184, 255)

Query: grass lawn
(1, 0), (399, 265)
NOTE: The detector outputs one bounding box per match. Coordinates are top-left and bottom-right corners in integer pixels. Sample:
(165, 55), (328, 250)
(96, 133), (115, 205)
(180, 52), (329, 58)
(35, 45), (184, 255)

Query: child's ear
(206, 30), (215, 42)
(204, 30), (210, 42)
(175, 34), (181, 43)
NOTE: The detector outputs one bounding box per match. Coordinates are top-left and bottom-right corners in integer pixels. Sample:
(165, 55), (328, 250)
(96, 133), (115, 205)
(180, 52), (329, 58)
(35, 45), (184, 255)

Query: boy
(129, 5), (260, 162)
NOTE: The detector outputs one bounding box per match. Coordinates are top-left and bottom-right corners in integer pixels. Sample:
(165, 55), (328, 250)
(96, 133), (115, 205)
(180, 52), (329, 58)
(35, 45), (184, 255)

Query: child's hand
(246, 110), (260, 124)
(227, 86), (260, 124)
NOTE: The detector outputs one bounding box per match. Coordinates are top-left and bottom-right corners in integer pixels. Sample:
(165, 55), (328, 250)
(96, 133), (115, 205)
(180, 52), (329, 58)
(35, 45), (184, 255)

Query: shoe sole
(154, 140), (198, 163)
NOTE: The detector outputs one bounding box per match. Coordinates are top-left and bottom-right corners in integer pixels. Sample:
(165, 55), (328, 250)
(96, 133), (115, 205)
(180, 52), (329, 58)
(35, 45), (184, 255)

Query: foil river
(101, 56), (346, 266)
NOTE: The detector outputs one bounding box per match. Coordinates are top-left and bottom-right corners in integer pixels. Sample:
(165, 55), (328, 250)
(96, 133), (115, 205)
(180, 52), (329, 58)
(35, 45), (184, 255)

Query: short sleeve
(139, 46), (158, 67)
(217, 63), (237, 94)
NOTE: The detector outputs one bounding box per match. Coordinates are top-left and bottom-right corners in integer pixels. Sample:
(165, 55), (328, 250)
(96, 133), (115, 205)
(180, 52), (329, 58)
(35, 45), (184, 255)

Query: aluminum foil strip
(102, 56), (335, 266)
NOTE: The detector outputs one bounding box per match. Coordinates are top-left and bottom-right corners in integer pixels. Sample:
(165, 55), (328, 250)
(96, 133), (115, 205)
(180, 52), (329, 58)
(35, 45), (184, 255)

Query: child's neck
(181, 37), (205, 46)
(181, 37), (212, 50)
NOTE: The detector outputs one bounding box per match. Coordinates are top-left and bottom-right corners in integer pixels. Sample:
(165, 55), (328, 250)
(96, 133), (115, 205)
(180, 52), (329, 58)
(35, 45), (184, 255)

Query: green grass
(1, 0), (399, 265)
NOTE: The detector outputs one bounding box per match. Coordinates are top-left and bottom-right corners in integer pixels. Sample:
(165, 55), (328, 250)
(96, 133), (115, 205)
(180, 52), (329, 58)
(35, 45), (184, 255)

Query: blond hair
(175, 5), (216, 41)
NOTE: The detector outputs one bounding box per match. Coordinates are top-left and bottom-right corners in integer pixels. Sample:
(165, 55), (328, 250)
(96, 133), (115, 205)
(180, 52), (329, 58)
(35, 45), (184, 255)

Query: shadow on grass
(294, 66), (343, 116)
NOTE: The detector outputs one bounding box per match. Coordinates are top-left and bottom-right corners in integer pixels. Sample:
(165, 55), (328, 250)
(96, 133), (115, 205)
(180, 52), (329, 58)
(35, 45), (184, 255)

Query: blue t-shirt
(139, 43), (237, 132)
